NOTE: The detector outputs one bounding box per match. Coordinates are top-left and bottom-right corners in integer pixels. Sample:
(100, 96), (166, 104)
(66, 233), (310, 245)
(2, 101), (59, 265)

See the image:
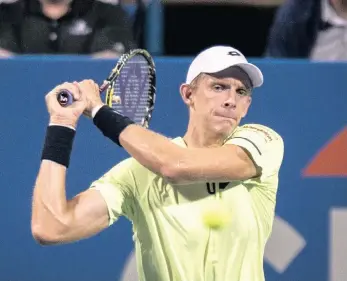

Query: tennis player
(32, 46), (284, 281)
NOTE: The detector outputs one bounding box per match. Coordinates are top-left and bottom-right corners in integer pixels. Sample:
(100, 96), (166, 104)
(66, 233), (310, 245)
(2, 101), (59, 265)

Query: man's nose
(223, 91), (236, 108)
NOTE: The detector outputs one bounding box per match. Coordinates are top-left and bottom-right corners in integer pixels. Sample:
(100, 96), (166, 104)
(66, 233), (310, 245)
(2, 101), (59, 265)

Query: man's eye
(238, 89), (249, 96)
(213, 85), (224, 91)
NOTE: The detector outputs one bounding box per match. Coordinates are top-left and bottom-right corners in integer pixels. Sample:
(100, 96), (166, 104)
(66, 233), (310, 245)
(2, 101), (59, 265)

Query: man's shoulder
(230, 124), (284, 179)
(231, 123), (283, 144)
(226, 123), (284, 161)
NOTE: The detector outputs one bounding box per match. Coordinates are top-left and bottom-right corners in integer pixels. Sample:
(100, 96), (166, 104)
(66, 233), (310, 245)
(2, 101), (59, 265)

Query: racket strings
(109, 54), (155, 127)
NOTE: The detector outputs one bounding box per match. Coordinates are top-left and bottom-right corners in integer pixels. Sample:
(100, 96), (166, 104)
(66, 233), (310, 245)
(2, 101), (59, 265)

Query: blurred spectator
(265, 0), (347, 61)
(0, 0), (136, 58)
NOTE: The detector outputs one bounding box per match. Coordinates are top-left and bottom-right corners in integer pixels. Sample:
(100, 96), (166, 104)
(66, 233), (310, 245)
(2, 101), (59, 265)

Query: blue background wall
(0, 56), (346, 281)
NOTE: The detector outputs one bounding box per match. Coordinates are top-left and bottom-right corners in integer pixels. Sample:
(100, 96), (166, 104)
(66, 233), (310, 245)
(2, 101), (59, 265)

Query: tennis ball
(112, 95), (121, 104)
(202, 202), (231, 230)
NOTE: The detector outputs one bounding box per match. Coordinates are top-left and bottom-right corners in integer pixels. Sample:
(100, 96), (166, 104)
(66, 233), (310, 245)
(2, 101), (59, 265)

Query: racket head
(104, 49), (156, 128)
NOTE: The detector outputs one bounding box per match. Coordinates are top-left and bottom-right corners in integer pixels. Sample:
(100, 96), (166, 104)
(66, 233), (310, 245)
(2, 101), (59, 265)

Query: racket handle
(57, 82), (105, 107)
(57, 90), (74, 107)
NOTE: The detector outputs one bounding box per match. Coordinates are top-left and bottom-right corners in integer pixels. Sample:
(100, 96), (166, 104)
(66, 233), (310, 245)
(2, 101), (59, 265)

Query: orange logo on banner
(302, 126), (347, 177)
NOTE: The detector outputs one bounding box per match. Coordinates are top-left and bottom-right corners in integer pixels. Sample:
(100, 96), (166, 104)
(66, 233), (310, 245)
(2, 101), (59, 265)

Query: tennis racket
(56, 49), (156, 128)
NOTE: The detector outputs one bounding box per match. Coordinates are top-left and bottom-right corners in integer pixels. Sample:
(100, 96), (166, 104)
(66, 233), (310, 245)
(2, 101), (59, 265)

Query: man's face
(181, 67), (252, 137)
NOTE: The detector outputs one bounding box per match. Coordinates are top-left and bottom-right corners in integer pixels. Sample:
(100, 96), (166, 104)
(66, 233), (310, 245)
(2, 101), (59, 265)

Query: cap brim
(235, 63), (264, 88)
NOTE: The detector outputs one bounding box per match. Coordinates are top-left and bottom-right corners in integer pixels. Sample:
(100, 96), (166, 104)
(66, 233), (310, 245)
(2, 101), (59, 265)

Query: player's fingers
(74, 83), (91, 112)
(72, 81), (85, 100)
(77, 79), (100, 99)
(45, 84), (65, 105)
(79, 79), (98, 88)
(93, 80), (99, 92)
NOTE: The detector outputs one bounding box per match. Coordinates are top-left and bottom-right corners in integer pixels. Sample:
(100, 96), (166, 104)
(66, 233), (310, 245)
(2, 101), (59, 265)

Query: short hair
(189, 73), (206, 89)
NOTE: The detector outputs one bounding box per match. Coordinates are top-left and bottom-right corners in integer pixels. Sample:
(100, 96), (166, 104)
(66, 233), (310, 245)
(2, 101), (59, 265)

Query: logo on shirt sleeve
(242, 125), (275, 143)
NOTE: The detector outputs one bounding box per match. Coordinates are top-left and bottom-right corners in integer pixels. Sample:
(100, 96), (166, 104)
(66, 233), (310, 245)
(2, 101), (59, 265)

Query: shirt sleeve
(89, 158), (137, 226)
(89, 1), (136, 53)
(226, 124), (284, 179)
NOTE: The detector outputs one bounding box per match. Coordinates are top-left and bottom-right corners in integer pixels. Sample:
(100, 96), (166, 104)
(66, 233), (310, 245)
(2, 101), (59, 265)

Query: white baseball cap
(186, 46), (264, 88)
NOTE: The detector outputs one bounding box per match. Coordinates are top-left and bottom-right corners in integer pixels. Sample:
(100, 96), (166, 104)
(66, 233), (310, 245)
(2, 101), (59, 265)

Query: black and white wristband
(93, 105), (134, 146)
(41, 125), (76, 168)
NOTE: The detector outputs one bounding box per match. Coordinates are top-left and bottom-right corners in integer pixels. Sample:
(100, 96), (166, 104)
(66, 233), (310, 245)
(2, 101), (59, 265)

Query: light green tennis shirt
(90, 123), (284, 281)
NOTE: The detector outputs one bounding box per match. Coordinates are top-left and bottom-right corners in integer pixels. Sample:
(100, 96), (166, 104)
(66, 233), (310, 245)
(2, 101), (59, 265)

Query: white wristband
(91, 104), (104, 119)
(49, 123), (76, 131)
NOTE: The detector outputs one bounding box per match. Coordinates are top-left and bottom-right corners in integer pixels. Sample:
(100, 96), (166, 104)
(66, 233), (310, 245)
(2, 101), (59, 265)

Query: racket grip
(57, 90), (74, 107)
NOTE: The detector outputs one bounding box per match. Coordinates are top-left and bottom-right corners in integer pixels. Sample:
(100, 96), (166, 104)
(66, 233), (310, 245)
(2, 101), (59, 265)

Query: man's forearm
(32, 161), (71, 241)
(92, 105), (184, 177)
(32, 125), (76, 242)
(119, 124), (185, 179)
(119, 124), (257, 183)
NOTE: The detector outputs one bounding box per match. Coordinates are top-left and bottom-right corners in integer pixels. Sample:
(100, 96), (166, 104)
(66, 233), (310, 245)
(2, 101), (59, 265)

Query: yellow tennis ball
(202, 202), (231, 230)
(112, 95), (121, 104)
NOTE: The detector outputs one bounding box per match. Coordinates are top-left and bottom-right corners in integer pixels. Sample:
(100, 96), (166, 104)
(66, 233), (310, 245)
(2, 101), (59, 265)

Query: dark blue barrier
(0, 56), (346, 281)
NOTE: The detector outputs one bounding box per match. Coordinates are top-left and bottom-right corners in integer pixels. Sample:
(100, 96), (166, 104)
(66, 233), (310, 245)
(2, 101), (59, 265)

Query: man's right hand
(45, 82), (87, 129)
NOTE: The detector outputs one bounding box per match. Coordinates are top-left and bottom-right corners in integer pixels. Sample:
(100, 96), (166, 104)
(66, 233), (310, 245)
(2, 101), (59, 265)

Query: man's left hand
(75, 80), (104, 118)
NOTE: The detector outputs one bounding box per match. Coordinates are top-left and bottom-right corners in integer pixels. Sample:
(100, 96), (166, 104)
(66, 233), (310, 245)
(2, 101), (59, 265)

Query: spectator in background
(265, 0), (347, 61)
(0, 0), (136, 58)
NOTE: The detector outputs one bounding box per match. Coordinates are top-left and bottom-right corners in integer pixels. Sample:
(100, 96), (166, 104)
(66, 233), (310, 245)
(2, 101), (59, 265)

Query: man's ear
(180, 83), (194, 106)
